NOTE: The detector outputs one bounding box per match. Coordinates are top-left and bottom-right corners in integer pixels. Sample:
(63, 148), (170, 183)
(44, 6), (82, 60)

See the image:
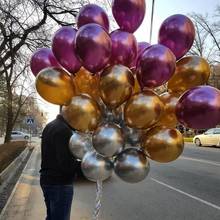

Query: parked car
(193, 128), (220, 147)
(11, 131), (30, 140)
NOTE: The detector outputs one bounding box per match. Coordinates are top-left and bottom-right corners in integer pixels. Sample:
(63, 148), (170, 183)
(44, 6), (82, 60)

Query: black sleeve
(54, 127), (78, 176)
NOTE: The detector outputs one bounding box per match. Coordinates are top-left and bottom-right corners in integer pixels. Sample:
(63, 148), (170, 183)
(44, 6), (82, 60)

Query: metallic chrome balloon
(52, 27), (81, 74)
(159, 14), (195, 60)
(114, 148), (150, 183)
(136, 44), (176, 88)
(75, 23), (112, 73)
(110, 30), (137, 67)
(31, 48), (60, 76)
(69, 132), (92, 160)
(124, 89), (164, 129)
(100, 65), (134, 109)
(77, 4), (109, 31)
(62, 94), (102, 132)
(141, 127), (184, 163)
(156, 92), (179, 128)
(168, 56), (211, 94)
(131, 41), (151, 68)
(112, 0), (146, 33)
(35, 67), (75, 105)
(92, 123), (124, 157)
(123, 126), (142, 146)
(73, 67), (100, 101)
(176, 86), (220, 129)
(81, 151), (113, 182)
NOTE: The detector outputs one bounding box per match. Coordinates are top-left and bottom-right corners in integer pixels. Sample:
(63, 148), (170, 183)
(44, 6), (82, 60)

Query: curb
(0, 147), (34, 219)
(0, 147), (30, 186)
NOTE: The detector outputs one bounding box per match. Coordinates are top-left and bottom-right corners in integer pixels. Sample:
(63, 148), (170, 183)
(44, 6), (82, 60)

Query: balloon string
(92, 180), (103, 220)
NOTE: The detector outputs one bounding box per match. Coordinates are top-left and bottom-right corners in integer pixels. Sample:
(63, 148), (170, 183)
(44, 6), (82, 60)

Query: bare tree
(0, 0), (87, 142)
(189, 7), (220, 64)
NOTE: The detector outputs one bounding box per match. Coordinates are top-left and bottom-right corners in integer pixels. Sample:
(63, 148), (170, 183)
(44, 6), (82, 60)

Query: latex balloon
(81, 151), (113, 182)
(122, 126), (142, 146)
(92, 123), (124, 157)
(73, 68), (100, 101)
(52, 27), (81, 74)
(30, 48), (60, 76)
(114, 148), (150, 183)
(75, 23), (112, 73)
(100, 65), (134, 109)
(176, 86), (220, 129)
(110, 30), (137, 67)
(77, 4), (109, 31)
(136, 44), (176, 88)
(168, 56), (211, 94)
(159, 14), (195, 60)
(141, 127), (184, 163)
(131, 42), (151, 68)
(69, 132), (92, 160)
(124, 90), (164, 129)
(35, 67), (75, 105)
(156, 92), (179, 128)
(62, 94), (102, 132)
(133, 74), (141, 94)
(112, 0), (146, 33)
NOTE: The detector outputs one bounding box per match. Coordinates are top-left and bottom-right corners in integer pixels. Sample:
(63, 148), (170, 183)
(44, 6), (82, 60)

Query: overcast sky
(43, 0), (219, 123)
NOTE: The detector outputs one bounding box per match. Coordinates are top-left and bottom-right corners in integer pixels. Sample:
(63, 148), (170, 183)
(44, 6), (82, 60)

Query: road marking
(179, 156), (220, 167)
(151, 178), (220, 211)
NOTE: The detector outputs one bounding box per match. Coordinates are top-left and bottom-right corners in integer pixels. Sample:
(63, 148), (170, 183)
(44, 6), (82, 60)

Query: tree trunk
(4, 84), (13, 143)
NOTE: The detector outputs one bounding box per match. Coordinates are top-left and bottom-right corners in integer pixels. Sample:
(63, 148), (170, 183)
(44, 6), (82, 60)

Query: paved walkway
(0, 145), (98, 220)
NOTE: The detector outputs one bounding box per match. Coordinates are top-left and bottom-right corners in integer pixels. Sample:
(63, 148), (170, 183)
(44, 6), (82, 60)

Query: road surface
(0, 142), (219, 220)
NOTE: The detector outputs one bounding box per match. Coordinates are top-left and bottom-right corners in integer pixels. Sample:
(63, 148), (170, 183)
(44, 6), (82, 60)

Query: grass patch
(184, 137), (193, 143)
(0, 141), (27, 173)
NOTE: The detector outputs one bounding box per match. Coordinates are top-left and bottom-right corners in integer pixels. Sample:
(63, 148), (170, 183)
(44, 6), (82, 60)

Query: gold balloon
(73, 68), (100, 101)
(156, 92), (179, 128)
(36, 67), (75, 105)
(168, 56), (210, 94)
(62, 94), (102, 132)
(124, 90), (164, 129)
(141, 126), (184, 163)
(133, 74), (141, 94)
(99, 65), (134, 109)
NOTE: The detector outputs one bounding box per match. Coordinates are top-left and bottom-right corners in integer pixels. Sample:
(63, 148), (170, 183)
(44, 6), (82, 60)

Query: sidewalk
(0, 145), (98, 220)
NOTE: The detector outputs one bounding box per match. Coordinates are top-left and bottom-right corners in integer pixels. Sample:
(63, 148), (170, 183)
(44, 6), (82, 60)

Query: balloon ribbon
(92, 180), (103, 220)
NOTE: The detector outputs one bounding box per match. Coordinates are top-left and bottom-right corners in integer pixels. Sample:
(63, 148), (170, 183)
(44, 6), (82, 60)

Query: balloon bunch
(31, 0), (220, 184)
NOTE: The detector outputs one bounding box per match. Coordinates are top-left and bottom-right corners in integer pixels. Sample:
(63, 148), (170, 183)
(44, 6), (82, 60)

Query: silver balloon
(123, 126), (142, 146)
(69, 131), (92, 160)
(81, 151), (113, 182)
(114, 148), (150, 183)
(92, 123), (124, 157)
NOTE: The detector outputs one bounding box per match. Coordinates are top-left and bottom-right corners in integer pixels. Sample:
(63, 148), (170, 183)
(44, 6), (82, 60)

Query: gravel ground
(0, 149), (33, 213)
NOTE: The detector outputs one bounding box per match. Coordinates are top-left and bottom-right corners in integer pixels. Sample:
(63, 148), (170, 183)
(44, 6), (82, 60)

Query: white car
(11, 131), (30, 140)
(193, 128), (220, 147)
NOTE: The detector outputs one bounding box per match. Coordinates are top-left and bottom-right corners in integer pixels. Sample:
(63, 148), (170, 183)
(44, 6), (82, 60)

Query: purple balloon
(52, 27), (81, 74)
(30, 48), (60, 76)
(136, 44), (176, 88)
(110, 30), (137, 67)
(159, 14), (195, 60)
(75, 24), (112, 73)
(131, 41), (151, 68)
(112, 0), (146, 33)
(77, 4), (109, 31)
(176, 86), (220, 129)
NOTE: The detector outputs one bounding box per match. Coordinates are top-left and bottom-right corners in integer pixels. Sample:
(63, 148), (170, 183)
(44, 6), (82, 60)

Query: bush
(0, 141), (27, 173)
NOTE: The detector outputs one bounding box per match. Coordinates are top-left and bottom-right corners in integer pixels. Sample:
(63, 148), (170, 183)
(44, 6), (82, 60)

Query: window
(204, 129), (214, 135)
(214, 129), (220, 134)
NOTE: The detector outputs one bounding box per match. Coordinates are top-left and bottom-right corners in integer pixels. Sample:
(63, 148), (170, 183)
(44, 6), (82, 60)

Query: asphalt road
(1, 142), (220, 220)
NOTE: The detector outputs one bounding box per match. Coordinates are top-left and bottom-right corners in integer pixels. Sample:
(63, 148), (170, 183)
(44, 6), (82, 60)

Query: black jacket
(40, 114), (79, 185)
